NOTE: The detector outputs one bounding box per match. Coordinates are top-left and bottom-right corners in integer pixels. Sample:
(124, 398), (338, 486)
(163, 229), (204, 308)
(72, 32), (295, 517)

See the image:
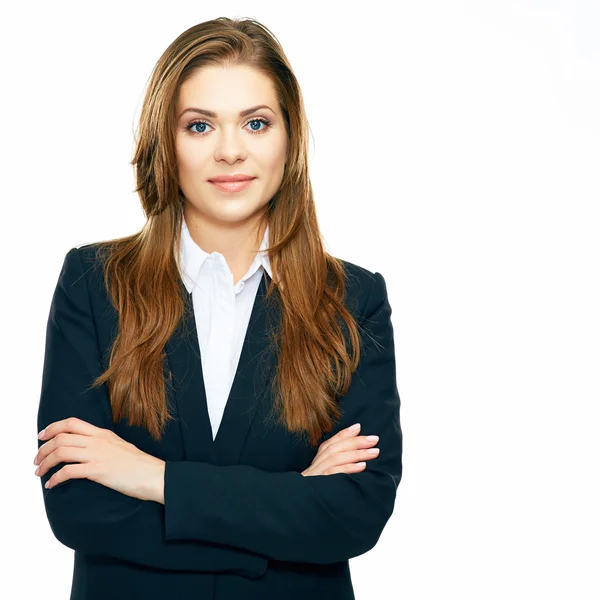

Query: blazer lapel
(165, 271), (280, 466)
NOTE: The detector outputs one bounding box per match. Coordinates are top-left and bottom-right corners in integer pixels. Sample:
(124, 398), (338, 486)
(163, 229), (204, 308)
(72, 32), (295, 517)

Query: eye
(184, 117), (272, 137)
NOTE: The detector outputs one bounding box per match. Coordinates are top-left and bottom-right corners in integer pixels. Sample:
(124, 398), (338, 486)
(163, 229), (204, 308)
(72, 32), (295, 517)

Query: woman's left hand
(34, 417), (165, 503)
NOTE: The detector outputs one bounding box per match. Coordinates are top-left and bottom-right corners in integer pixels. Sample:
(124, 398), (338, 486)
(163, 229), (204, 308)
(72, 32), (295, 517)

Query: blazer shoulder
(65, 242), (112, 303)
(72, 240), (112, 269)
(339, 258), (378, 285)
(338, 258), (387, 321)
(73, 242), (106, 267)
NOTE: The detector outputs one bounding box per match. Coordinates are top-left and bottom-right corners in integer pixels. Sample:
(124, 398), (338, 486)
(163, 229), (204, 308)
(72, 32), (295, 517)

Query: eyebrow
(178, 104), (275, 119)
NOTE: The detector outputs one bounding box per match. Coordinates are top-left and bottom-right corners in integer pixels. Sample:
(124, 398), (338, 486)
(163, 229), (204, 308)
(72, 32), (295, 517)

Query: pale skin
(175, 64), (288, 285)
(33, 64), (379, 498)
(34, 418), (166, 503)
(33, 417), (379, 499)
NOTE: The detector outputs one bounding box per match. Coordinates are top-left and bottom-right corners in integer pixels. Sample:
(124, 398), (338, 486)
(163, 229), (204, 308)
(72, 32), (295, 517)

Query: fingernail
(349, 423), (361, 432)
(38, 429), (45, 439)
(366, 435), (379, 442)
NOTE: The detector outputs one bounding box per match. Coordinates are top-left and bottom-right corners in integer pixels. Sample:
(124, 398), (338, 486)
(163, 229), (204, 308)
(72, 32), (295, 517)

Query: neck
(183, 203), (266, 285)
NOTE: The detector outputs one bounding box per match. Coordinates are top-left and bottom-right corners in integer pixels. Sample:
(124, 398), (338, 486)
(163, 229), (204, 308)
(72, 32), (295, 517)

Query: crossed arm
(36, 247), (402, 573)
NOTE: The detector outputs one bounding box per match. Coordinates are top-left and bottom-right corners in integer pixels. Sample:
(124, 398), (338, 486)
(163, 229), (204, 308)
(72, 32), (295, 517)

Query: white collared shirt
(179, 214), (272, 440)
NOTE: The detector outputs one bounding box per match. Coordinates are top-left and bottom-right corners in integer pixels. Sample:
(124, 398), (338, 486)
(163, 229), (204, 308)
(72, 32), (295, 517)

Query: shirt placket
(204, 256), (235, 437)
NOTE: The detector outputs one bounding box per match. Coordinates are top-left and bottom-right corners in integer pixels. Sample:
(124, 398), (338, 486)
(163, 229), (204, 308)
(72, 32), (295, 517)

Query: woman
(34, 17), (402, 600)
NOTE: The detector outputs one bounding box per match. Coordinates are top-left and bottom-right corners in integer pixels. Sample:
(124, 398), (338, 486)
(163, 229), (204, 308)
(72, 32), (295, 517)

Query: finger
(35, 433), (91, 466)
(313, 447), (379, 472)
(38, 417), (100, 441)
(36, 446), (89, 478)
(317, 423), (361, 456)
(45, 463), (89, 489)
(313, 433), (378, 468)
(324, 462), (367, 476)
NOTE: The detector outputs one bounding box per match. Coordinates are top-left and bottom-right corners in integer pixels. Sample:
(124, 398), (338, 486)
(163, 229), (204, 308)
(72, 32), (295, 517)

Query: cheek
(176, 142), (209, 177)
(261, 140), (287, 174)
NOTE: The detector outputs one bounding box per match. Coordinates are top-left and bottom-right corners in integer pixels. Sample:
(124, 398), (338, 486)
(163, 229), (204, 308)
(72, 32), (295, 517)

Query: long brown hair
(89, 17), (363, 447)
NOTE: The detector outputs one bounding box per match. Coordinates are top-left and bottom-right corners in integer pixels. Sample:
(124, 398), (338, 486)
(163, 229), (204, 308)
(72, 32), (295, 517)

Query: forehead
(176, 65), (277, 113)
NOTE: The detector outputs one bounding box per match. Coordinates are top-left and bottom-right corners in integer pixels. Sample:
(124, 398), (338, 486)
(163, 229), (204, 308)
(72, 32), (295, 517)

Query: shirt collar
(179, 213), (272, 294)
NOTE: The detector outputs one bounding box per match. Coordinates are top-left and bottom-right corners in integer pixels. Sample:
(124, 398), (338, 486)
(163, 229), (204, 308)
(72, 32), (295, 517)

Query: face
(174, 64), (288, 229)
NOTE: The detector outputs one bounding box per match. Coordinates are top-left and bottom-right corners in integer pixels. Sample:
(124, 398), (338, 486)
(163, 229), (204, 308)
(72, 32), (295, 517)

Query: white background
(2, 1), (599, 598)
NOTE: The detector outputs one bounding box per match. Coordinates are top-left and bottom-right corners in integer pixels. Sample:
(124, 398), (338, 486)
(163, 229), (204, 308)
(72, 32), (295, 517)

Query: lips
(209, 178), (255, 192)
(208, 175), (255, 183)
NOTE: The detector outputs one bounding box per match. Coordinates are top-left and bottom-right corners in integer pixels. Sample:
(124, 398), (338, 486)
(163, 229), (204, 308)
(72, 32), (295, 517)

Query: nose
(213, 127), (247, 163)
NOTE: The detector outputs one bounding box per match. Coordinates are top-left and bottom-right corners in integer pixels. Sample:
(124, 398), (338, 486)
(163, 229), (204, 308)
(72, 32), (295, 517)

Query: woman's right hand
(301, 423), (380, 476)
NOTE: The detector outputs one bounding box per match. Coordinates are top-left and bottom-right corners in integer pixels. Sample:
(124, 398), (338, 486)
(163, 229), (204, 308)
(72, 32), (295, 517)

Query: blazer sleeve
(36, 247), (268, 578)
(163, 270), (403, 564)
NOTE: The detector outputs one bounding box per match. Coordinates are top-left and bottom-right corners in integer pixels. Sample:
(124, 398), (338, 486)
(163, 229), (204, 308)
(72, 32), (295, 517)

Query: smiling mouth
(209, 179), (255, 192)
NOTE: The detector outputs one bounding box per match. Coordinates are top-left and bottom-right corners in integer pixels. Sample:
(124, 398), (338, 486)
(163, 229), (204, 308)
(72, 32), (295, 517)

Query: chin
(210, 205), (265, 224)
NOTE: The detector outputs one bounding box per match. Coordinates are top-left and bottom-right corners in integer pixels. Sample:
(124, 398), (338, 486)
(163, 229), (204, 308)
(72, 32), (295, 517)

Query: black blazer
(37, 244), (403, 600)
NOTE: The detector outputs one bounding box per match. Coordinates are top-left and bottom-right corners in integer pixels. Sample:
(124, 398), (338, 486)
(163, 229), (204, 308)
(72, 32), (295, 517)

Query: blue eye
(185, 117), (271, 137)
